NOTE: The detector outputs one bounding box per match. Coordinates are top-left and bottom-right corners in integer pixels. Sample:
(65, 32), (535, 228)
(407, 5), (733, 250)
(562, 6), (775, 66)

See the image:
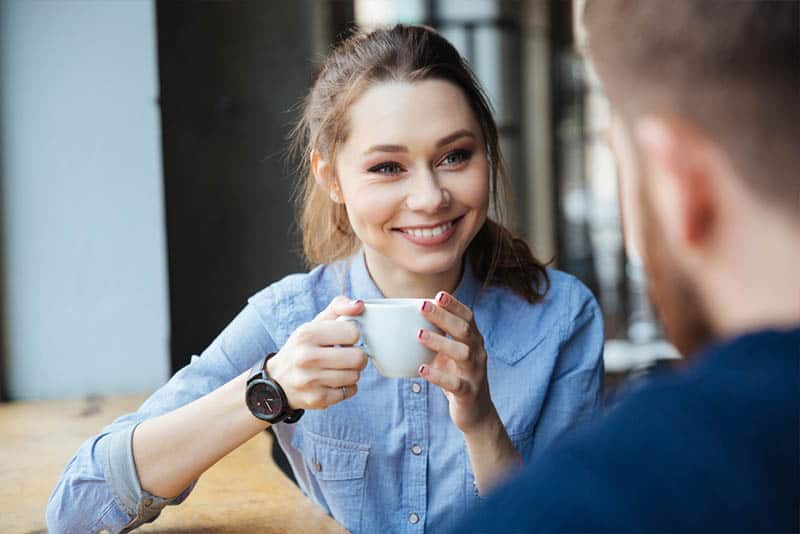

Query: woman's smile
(392, 215), (464, 247)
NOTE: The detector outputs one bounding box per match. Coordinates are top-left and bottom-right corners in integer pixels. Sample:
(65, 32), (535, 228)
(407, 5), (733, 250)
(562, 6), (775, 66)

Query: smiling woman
(48, 25), (605, 534)
(320, 79), (489, 295)
(293, 26), (549, 303)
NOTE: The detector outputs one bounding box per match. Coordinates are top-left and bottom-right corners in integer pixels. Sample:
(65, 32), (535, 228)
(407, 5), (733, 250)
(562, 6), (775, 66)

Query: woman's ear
(311, 150), (343, 204)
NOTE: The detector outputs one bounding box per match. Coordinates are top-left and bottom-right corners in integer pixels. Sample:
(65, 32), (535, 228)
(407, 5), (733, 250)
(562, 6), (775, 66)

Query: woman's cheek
(344, 185), (400, 235)
(449, 167), (490, 210)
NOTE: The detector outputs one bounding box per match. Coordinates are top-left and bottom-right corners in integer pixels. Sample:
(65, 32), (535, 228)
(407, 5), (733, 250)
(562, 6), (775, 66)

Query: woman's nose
(405, 169), (448, 212)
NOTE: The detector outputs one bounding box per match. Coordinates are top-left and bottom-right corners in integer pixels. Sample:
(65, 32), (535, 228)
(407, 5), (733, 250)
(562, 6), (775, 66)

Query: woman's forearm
(463, 408), (521, 496)
(132, 370), (268, 498)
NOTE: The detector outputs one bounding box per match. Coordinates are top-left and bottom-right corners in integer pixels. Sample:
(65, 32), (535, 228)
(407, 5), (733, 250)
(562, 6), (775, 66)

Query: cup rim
(361, 298), (432, 306)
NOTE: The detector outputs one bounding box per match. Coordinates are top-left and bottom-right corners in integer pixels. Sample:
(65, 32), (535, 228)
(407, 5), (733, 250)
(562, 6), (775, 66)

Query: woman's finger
(301, 383), (358, 409)
(313, 296), (365, 322)
(434, 291), (474, 324)
(420, 299), (471, 341)
(324, 383), (358, 406)
(294, 346), (368, 371)
(310, 369), (361, 388)
(418, 364), (465, 396)
(294, 319), (361, 347)
(417, 329), (471, 364)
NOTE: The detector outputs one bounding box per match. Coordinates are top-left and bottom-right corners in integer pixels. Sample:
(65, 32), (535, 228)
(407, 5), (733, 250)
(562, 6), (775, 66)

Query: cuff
(102, 424), (195, 530)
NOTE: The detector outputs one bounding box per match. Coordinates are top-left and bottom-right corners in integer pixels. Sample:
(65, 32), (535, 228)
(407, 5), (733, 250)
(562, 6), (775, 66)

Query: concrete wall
(0, 0), (169, 399)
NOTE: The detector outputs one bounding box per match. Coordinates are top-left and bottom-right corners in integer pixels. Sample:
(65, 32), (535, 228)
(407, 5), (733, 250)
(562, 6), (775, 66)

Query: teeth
(404, 221), (453, 238)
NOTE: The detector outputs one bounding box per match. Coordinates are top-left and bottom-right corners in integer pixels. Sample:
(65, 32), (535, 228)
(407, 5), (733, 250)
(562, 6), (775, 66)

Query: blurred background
(0, 0), (679, 405)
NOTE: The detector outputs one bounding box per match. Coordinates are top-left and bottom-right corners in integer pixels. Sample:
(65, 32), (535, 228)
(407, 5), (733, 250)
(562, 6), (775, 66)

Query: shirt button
(409, 512), (420, 524)
(411, 445), (422, 455)
(411, 383), (422, 393)
(143, 498), (153, 507)
(314, 461), (323, 472)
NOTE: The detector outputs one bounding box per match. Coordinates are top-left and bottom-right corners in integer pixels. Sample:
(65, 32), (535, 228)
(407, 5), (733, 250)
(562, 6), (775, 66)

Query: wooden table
(0, 394), (347, 534)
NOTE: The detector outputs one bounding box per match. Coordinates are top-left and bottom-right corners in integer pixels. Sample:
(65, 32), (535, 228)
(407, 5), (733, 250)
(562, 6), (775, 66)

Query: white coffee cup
(337, 298), (441, 378)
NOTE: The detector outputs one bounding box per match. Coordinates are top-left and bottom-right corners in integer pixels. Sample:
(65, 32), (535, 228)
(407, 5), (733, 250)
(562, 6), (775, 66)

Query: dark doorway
(156, 2), (314, 374)
(156, 0), (354, 483)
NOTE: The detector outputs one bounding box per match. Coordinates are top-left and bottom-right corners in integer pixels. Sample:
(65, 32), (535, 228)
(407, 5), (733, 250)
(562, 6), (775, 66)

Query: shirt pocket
(291, 428), (370, 533)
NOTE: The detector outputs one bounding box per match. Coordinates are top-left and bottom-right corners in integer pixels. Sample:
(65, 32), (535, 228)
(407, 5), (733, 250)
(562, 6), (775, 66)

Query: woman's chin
(397, 251), (464, 277)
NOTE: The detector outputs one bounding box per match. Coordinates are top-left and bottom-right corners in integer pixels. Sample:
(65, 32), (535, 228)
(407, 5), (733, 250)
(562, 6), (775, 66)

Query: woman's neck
(363, 248), (463, 299)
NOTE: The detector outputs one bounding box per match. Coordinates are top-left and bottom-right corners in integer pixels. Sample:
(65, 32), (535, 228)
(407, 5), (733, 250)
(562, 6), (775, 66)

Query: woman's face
(333, 79), (490, 278)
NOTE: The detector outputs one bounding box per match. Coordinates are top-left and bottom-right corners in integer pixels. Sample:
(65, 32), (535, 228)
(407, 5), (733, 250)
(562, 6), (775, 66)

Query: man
(455, 0), (799, 531)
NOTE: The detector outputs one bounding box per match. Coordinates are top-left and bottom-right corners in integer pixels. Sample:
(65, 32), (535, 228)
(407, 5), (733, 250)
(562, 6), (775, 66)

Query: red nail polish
(419, 365), (427, 375)
(438, 292), (449, 305)
(421, 301), (430, 312)
(417, 328), (425, 339)
(354, 299), (364, 305)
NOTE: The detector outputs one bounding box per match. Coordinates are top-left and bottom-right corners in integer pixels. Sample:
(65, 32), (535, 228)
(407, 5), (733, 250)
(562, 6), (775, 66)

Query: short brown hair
(291, 25), (549, 302)
(582, 0), (799, 211)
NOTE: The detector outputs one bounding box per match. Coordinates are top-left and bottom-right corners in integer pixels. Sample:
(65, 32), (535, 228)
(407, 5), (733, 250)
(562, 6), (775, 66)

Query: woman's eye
(440, 149), (472, 167)
(368, 162), (404, 175)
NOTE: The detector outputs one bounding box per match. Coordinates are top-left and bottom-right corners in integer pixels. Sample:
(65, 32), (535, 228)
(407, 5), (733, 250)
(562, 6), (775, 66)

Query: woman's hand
(416, 291), (496, 434)
(267, 296), (368, 410)
(418, 291), (521, 494)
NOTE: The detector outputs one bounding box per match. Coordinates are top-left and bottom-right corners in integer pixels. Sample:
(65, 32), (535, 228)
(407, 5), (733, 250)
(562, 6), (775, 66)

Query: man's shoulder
(464, 329), (800, 532)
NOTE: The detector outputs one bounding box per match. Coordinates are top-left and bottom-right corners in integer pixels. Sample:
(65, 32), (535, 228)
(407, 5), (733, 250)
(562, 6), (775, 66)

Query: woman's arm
(133, 295), (368, 503)
(131, 370), (267, 499)
(46, 303), (271, 533)
(47, 297), (367, 533)
(461, 406), (521, 495)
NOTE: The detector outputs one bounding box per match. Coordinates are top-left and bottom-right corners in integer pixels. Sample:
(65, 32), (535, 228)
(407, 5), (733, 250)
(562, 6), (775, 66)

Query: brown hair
(582, 0), (800, 212)
(290, 25), (549, 303)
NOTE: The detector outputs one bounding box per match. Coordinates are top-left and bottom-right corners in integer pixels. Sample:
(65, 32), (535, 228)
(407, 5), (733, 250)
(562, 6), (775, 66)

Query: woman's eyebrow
(436, 129), (475, 147)
(362, 129), (476, 156)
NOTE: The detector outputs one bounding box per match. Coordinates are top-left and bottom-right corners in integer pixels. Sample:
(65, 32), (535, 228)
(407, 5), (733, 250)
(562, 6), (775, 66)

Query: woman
(47, 25), (604, 533)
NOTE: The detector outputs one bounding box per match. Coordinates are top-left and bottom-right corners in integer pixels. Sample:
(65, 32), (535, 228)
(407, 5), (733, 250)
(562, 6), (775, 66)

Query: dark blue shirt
(457, 328), (799, 532)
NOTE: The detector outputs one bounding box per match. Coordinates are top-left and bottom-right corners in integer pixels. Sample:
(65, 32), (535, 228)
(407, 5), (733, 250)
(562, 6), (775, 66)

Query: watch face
(246, 381), (283, 418)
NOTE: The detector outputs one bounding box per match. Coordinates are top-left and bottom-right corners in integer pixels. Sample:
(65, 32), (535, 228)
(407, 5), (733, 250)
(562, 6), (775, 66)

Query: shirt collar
(348, 249), (481, 308)
(348, 250), (385, 301)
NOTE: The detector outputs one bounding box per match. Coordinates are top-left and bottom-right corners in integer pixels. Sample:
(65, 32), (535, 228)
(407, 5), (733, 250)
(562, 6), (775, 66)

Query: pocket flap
(292, 429), (370, 481)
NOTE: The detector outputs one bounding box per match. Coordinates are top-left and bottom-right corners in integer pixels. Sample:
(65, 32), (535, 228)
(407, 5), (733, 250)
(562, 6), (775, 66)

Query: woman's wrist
(462, 403), (520, 496)
(462, 404), (499, 440)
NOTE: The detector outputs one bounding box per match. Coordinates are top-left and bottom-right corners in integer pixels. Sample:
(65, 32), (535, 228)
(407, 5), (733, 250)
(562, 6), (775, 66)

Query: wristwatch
(245, 352), (304, 424)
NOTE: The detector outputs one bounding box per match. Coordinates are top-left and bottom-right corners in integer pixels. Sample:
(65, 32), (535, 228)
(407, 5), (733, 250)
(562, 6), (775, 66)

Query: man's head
(582, 0), (800, 355)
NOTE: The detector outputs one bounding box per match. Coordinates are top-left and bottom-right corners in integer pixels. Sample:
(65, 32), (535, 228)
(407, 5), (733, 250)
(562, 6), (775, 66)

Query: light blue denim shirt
(47, 251), (604, 533)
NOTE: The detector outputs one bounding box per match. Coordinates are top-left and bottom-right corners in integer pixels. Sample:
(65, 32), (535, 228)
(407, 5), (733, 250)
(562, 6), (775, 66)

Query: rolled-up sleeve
(46, 302), (277, 533)
(530, 281), (605, 458)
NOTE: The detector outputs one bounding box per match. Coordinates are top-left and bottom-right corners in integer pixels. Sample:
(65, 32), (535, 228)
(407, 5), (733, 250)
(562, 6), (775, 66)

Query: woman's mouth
(393, 216), (463, 246)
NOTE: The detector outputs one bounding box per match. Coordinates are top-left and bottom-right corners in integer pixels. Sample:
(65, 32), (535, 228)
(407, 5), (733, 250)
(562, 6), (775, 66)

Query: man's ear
(311, 150), (343, 203)
(635, 116), (717, 249)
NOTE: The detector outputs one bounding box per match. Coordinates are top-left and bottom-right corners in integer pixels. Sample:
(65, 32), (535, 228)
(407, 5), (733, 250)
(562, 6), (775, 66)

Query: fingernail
(419, 365), (427, 376)
(352, 299), (363, 305)
(437, 292), (449, 306)
(417, 328), (426, 340)
(421, 301), (430, 312)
